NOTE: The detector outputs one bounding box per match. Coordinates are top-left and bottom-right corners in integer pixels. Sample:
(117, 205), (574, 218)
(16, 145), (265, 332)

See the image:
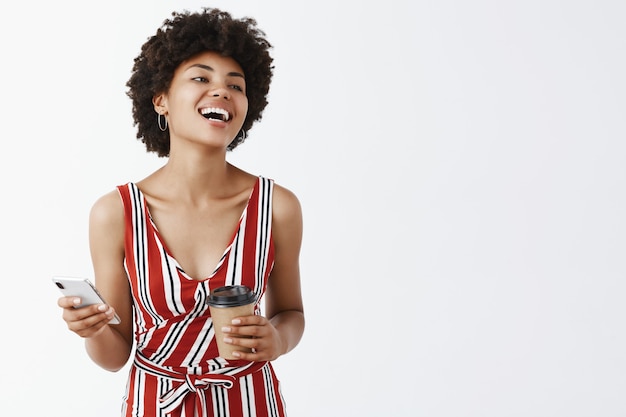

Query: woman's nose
(210, 85), (230, 99)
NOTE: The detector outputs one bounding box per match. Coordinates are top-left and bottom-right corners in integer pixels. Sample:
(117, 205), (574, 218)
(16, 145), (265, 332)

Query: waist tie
(134, 352), (266, 417)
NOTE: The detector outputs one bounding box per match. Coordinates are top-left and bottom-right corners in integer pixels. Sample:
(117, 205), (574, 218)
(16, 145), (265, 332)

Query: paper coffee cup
(207, 285), (256, 359)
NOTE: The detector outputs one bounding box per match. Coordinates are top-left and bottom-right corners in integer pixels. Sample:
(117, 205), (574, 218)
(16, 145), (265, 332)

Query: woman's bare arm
(264, 183), (305, 355)
(84, 190), (134, 371)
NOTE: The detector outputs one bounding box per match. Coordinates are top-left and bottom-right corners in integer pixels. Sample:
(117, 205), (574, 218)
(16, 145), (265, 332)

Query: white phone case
(52, 276), (121, 324)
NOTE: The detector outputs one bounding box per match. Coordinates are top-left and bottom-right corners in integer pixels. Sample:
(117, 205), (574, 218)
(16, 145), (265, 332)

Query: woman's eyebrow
(187, 63), (245, 79)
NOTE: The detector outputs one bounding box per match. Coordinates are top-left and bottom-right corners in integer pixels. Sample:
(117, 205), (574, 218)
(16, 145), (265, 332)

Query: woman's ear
(152, 93), (167, 115)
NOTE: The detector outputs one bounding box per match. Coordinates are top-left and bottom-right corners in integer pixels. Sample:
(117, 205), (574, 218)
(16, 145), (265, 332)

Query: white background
(1, 0), (625, 416)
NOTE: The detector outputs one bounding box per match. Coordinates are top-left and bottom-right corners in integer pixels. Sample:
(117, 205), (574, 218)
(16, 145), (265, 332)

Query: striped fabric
(116, 176), (286, 417)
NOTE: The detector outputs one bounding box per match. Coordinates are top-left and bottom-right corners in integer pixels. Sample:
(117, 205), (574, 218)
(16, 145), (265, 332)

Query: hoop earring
(237, 129), (247, 141)
(158, 113), (168, 132)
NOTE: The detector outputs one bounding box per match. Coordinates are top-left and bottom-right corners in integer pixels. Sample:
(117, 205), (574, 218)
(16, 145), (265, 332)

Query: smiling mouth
(200, 107), (230, 122)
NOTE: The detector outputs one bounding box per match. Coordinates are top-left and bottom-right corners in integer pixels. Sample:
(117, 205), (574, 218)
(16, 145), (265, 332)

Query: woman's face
(155, 51), (248, 151)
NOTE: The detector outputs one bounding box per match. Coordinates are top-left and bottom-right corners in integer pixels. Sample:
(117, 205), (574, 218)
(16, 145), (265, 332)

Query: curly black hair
(126, 7), (274, 156)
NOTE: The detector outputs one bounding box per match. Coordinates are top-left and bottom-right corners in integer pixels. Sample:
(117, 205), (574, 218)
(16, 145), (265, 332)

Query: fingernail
(73, 298), (81, 305)
(223, 337), (233, 344)
(232, 351), (241, 358)
(231, 319), (241, 325)
(97, 304), (107, 312)
(222, 326), (231, 333)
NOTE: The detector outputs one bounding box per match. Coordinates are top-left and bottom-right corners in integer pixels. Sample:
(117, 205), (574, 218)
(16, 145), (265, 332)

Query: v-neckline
(133, 178), (259, 282)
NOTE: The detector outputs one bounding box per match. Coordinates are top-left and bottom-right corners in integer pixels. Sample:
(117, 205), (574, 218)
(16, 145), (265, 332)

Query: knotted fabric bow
(134, 352), (265, 417)
(160, 373), (236, 417)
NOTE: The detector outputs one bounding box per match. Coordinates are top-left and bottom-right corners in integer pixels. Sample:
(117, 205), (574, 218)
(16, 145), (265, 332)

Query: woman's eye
(192, 77), (208, 82)
(230, 85), (244, 92)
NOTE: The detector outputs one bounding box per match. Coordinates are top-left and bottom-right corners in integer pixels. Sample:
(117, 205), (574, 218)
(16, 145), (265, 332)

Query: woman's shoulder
(270, 180), (302, 225)
(89, 188), (126, 229)
(271, 181), (300, 204)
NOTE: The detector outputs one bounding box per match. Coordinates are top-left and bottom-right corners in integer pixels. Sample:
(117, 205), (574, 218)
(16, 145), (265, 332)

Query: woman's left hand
(221, 315), (284, 361)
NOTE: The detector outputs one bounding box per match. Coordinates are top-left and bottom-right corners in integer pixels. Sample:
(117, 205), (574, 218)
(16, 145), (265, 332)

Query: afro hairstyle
(126, 7), (274, 156)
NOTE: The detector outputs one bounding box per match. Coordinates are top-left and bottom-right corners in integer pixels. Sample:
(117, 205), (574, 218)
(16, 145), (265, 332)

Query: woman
(57, 8), (304, 416)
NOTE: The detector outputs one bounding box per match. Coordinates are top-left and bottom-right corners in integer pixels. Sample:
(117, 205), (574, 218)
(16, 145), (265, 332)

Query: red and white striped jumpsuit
(117, 176), (286, 417)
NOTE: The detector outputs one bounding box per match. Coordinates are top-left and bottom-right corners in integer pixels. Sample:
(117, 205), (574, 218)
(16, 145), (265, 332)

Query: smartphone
(52, 276), (121, 325)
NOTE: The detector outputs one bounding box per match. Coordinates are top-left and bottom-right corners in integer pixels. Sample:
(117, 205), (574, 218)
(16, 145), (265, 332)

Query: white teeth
(200, 107), (230, 121)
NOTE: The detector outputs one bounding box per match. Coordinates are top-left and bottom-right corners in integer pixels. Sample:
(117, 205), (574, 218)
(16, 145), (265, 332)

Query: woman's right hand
(57, 296), (117, 338)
